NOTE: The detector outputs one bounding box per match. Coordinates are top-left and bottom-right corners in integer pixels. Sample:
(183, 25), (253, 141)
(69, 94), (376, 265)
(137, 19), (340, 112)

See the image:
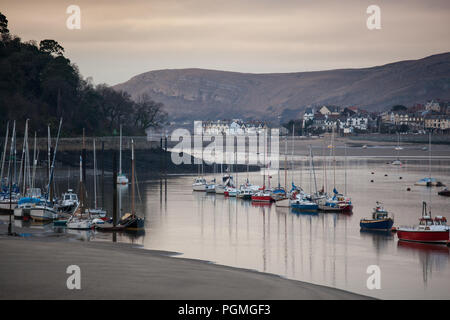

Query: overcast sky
(3, 0), (450, 85)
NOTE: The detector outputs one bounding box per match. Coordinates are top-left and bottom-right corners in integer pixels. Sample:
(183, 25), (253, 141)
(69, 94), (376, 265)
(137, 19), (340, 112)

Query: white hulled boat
(192, 177), (207, 191)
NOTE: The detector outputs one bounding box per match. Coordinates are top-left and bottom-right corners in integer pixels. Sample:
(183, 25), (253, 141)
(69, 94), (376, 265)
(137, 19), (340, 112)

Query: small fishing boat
(58, 189), (79, 213)
(66, 215), (92, 230)
(29, 201), (58, 221)
(237, 185), (253, 200)
(118, 212), (145, 229)
(217, 173), (235, 194)
(360, 202), (394, 231)
(225, 186), (238, 197)
(438, 188), (450, 197)
(318, 189), (352, 212)
(391, 158), (402, 166)
(414, 177), (444, 187)
(290, 197), (318, 211)
(205, 180), (216, 193)
(270, 186), (287, 202)
(251, 189), (273, 202)
(192, 177), (207, 191)
(397, 202), (449, 244)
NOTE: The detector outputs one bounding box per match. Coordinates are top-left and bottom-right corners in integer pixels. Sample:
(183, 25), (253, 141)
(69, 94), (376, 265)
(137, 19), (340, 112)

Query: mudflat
(0, 236), (371, 300)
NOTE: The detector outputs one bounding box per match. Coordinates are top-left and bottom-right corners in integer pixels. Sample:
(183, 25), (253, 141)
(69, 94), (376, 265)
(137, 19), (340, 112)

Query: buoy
(371, 172), (374, 174)
(370, 180), (374, 183)
(399, 177), (402, 179)
(407, 187), (411, 191)
(384, 174), (388, 177)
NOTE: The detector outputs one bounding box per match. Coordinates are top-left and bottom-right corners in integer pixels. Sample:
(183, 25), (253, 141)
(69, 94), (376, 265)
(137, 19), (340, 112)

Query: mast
(47, 118), (62, 205)
(48, 125), (51, 182)
(291, 123), (294, 184)
(79, 154), (83, 215)
(93, 139), (97, 209)
(131, 139), (135, 218)
(18, 120), (28, 190)
(322, 139), (326, 193)
(12, 122), (16, 187)
(310, 145), (318, 195)
(428, 132), (432, 214)
(6, 123), (13, 187)
(21, 120), (29, 194)
(332, 126), (336, 190)
(284, 135), (287, 191)
(263, 128), (266, 188)
(7, 121), (16, 187)
(81, 128), (86, 215)
(119, 124), (122, 175)
(309, 145), (312, 194)
(235, 136), (238, 187)
(31, 132), (37, 189)
(344, 142), (347, 195)
(0, 121), (9, 187)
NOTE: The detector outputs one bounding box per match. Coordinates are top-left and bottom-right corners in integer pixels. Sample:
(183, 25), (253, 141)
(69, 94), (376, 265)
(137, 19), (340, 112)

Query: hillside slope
(114, 53), (450, 121)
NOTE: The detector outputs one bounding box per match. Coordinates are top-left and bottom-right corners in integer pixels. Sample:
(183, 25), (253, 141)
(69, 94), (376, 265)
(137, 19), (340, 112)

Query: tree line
(0, 12), (167, 137)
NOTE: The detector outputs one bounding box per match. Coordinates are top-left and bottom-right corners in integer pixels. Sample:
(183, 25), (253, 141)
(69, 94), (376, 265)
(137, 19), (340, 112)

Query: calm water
(8, 143), (450, 299)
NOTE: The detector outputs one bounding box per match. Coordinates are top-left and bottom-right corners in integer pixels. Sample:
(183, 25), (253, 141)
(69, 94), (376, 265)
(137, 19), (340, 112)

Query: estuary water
(8, 141), (450, 299)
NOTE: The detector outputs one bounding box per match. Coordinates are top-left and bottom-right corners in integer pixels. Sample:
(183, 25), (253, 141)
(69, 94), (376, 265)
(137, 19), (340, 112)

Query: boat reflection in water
(397, 241), (449, 286)
(291, 207), (318, 215)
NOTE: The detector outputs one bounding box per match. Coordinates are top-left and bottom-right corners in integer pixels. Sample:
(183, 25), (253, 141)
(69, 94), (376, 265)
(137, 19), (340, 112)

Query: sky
(3, 0), (450, 85)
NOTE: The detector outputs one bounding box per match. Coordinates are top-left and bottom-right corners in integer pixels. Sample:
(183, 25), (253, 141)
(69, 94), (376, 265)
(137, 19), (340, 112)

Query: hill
(114, 53), (450, 122)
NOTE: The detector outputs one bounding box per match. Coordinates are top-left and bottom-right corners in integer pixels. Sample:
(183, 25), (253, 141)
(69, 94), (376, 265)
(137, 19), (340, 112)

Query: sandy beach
(0, 224), (369, 300)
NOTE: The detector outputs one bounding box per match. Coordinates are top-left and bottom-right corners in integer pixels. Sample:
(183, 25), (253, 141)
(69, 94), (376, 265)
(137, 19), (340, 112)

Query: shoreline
(0, 223), (372, 300)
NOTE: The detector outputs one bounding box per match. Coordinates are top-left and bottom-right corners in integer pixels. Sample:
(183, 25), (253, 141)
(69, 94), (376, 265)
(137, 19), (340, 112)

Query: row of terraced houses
(302, 100), (450, 134)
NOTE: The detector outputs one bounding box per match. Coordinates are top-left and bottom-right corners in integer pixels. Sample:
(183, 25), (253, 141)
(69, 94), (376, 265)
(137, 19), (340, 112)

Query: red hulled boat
(251, 187), (273, 202)
(397, 202), (449, 244)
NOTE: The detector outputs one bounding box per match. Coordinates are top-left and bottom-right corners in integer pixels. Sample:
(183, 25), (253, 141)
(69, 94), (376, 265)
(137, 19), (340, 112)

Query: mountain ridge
(114, 52), (450, 122)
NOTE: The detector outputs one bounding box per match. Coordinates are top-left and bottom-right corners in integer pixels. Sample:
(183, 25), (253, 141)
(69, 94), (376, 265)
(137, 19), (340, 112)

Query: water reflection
(360, 229), (395, 253)
(397, 241), (449, 287)
(7, 157), (450, 299)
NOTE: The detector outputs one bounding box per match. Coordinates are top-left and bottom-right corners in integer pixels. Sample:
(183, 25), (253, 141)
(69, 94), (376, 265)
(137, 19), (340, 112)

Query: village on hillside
(179, 99), (450, 137)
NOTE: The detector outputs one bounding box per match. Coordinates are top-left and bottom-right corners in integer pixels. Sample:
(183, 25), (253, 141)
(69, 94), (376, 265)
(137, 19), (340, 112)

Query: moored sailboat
(116, 125), (129, 185)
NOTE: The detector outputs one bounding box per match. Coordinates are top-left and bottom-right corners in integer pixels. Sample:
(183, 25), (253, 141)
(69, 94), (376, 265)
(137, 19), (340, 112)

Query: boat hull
(275, 198), (290, 207)
(397, 229), (449, 244)
(215, 185), (225, 194)
(192, 184), (206, 191)
(29, 207), (57, 221)
(360, 218), (394, 231)
(0, 200), (18, 214)
(251, 195), (272, 202)
(205, 187), (216, 194)
(67, 220), (92, 230)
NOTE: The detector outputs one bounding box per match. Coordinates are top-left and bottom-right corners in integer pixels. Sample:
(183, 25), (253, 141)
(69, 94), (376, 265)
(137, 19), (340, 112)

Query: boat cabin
(434, 216), (447, 226)
(193, 178), (206, 184)
(419, 216), (434, 226)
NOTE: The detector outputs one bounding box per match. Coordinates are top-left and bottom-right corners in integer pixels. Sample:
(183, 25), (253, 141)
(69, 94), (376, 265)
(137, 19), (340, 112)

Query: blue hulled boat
(360, 202), (394, 231)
